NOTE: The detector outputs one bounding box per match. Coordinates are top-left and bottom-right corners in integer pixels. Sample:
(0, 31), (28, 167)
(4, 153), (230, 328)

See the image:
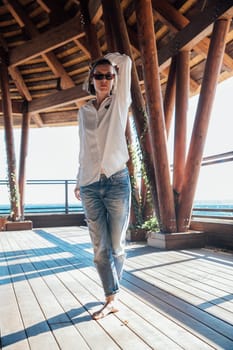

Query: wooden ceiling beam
(0, 31), (31, 102)
(157, 0), (233, 70)
(36, 0), (51, 13)
(88, 0), (102, 24)
(9, 16), (84, 67)
(153, 0), (233, 72)
(6, 0), (83, 110)
(36, 0), (70, 25)
(37, 0), (90, 58)
(28, 84), (88, 114)
(80, 0), (101, 59)
(8, 66), (32, 101)
(0, 100), (23, 115)
(73, 38), (91, 58)
(0, 32), (8, 51)
(3, 0), (24, 27)
(3, 0), (38, 35)
(39, 110), (79, 126)
(2, 64), (43, 127)
(30, 113), (44, 127)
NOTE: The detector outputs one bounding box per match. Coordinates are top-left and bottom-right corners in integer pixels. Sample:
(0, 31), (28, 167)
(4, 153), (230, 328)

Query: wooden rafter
(28, 84), (88, 114)
(153, 0), (233, 72)
(8, 66), (32, 101)
(3, 0), (230, 117)
(6, 0), (76, 87)
(9, 15), (84, 67)
(158, 0), (233, 70)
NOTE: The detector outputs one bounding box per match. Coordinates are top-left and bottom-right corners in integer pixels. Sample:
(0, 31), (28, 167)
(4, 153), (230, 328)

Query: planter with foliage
(126, 225), (147, 241)
(141, 216), (159, 233)
(0, 216), (7, 231)
(126, 216), (159, 242)
(5, 220), (32, 231)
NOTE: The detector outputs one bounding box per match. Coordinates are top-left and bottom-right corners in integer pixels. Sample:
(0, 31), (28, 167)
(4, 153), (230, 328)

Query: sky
(0, 77), (233, 203)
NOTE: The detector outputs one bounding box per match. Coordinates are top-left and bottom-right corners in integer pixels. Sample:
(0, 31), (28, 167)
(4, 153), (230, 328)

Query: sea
(192, 200), (233, 218)
(0, 203), (83, 216)
(0, 200), (232, 218)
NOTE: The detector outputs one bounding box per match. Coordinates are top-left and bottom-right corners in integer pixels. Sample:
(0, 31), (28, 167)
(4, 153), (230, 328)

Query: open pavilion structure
(0, 0), (232, 249)
(0, 2), (233, 349)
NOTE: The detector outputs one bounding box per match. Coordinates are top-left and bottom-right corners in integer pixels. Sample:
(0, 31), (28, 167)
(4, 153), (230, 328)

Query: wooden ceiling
(0, 0), (233, 128)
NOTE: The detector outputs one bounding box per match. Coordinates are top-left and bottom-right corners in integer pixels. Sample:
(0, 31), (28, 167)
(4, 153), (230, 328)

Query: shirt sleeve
(104, 52), (132, 105)
(104, 52), (132, 127)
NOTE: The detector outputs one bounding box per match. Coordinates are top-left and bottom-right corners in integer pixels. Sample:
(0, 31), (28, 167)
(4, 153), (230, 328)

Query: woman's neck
(95, 93), (110, 110)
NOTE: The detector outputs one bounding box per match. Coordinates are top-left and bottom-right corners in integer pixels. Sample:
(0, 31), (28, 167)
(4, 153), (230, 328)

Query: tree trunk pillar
(79, 0), (102, 59)
(173, 51), (189, 203)
(164, 56), (176, 137)
(102, 0), (161, 222)
(135, 0), (177, 232)
(18, 104), (31, 219)
(0, 48), (21, 221)
(177, 19), (230, 231)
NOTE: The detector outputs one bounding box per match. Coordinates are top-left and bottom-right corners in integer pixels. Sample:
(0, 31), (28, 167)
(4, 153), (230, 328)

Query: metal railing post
(65, 180), (69, 214)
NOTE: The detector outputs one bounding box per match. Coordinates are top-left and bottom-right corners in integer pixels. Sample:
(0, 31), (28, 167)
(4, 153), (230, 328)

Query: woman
(74, 52), (132, 320)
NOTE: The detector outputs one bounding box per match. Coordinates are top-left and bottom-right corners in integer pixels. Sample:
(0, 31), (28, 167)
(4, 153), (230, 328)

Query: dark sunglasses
(93, 73), (115, 80)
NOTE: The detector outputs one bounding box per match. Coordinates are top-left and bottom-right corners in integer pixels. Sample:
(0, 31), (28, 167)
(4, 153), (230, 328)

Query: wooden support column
(102, 1), (145, 224)
(79, 0), (101, 59)
(135, 0), (177, 232)
(173, 51), (189, 203)
(0, 48), (20, 221)
(18, 103), (31, 219)
(164, 56), (176, 137)
(101, 0), (117, 52)
(101, 0), (161, 223)
(177, 19), (230, 231)
(126, 118), (142, 226)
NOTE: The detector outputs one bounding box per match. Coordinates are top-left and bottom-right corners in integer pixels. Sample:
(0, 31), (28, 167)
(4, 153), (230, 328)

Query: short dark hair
(88, 58), (113, 95)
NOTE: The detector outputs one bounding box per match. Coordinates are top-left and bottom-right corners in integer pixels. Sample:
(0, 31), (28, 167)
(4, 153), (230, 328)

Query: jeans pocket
(111, 168), (128, 181)
(111, 171), (130, 193)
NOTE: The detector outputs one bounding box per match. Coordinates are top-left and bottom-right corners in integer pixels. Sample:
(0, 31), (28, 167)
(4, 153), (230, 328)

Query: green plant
(7, 172), (21, 221)
(128, 116), (153, 229)
(141, 216), (159, 233)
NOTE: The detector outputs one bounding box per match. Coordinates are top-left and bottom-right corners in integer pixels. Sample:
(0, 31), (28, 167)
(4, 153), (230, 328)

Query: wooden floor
(0, 227), (233, 350)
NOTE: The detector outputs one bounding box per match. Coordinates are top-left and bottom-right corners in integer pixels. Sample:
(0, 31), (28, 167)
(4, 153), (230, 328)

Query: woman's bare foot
(92, 296), (119, 320)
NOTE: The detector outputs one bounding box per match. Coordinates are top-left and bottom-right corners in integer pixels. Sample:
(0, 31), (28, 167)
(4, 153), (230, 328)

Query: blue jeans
(80, 168), (131, 297)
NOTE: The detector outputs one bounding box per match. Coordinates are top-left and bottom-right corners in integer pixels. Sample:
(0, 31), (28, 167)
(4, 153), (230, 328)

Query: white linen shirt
(76, 52), (132, 187)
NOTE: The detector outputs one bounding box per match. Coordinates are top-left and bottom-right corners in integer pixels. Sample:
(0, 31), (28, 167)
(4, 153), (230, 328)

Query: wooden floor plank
(1, 227), (233, 350)
(21, 230), (183, 349)
(0, 237), (32, 350)
(130, 248), (233, 314)
(171, 250), (233, 277)
(7, 234), (89, 350)
(125, 250), (233, 324)
(45, 230), (232, 348)
(122, 272), (233, 349)
(122, 269), (233, 341)
(13, 231), (142, 349)
(43, 227), (233, 348)
(27, 233), (155, 349)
